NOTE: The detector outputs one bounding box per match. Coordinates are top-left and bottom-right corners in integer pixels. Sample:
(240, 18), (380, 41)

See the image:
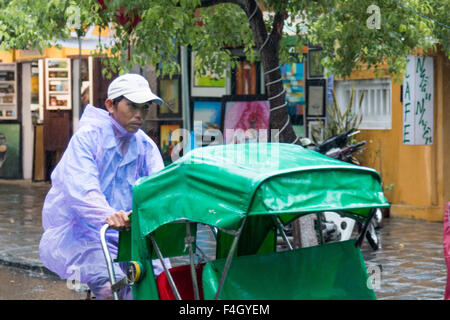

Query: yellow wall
(13, 47), (96, 61)
(346, 48), (450, 222)
(0, 50), (15, 62)
(4, 25), (112, 62)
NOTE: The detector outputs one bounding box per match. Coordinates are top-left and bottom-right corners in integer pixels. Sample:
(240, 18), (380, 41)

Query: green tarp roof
(132, 143), (388, 238)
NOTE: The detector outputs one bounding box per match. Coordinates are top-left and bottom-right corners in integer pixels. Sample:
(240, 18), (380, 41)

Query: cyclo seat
(156, 264), (205, 300)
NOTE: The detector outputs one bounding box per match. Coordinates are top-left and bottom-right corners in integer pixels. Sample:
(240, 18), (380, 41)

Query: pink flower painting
(223, 100), (270, 144)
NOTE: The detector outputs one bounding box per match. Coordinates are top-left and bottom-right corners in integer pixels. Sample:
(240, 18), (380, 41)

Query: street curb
(0, 257), (60, 280)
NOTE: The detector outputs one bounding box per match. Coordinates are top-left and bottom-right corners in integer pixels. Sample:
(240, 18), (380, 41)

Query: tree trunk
(245, 0), (317, 248)
(244, 1), (298, 144)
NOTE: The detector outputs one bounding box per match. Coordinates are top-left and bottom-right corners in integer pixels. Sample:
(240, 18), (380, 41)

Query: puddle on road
(361, 217), (446, 300)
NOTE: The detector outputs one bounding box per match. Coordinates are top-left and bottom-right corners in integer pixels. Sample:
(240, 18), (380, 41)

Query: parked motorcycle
(301, 129), (382, 250)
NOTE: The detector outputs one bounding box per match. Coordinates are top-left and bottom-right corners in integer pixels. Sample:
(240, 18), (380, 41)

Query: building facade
(335, 46), (450, 221)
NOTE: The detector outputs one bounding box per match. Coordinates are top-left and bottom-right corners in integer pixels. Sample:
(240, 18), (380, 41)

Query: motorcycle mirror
(300, 137), (314, 146)
(348, 130), (360, 137)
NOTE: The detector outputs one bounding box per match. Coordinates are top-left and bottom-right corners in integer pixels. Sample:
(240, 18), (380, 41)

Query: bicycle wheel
(365, 221), (379, 250)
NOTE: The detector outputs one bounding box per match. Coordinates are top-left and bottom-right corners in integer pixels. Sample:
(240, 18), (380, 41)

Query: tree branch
(244, 0), (268, 49)
(271, 10), (286, 39)
(269, 10), (285, 53)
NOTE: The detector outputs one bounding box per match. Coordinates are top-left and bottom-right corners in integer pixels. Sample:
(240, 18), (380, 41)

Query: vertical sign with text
(403, 56), (434, 145)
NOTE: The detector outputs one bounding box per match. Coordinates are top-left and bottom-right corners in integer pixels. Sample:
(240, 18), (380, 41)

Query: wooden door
(92, 57), (119, 109)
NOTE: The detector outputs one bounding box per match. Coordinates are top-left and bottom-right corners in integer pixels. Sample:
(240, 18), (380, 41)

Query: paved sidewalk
(0, 179), (447, 299)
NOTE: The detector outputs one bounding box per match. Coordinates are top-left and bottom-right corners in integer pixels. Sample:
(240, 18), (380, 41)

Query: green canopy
(132, 143), (389, 239)
(122, 142), (388, 300)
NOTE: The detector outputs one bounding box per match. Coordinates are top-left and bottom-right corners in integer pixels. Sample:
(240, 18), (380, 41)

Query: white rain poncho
(39, 105), (165, 297)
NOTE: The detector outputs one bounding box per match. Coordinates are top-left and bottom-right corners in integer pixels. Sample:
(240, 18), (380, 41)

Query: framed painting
(190, 51), (227, 97)
(281, 61), (306, 105)
(159, 122), (182, 164)
(191, 98), (223, 147)
(306, 79), (326, 117)
(232, 60), (260, 95)
(0, 70), (15, 81)
(48, 71), (68, 78)
(282, 58), (306, 139)
(48, 79), (69, 93)
(47, 59), (69, 69)
(45, 58), (71, 110)
(221, 95), (269, 144)
(307, 47), (325, 79)
(157, 76), (182, 118)
(0, 123), (21, 179)
(0, 63), (18, 120)
(48, 94), (69, 109)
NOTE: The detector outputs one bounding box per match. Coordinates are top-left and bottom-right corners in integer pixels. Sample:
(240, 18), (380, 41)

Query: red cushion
(156, 264), (205, 300)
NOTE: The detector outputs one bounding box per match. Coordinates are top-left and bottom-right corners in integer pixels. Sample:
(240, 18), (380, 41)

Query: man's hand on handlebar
(106, 210), (132, 231)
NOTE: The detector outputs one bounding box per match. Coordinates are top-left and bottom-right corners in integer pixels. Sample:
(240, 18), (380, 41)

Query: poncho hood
(78, 104), (111, 130)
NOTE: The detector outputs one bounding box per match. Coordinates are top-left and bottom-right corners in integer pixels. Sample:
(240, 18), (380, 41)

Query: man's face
(106, 97), (151, 133)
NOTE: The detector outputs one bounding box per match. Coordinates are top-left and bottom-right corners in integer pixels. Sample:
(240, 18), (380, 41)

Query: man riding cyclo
(39, 73), (170, 299)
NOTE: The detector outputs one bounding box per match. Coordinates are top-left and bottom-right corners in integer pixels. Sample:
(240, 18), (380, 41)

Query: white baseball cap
(107, 73), (163, 105)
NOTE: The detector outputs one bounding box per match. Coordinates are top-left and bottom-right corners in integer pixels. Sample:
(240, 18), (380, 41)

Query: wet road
(1, 217), (445, 300)
(361, 217), (446, 300)
(0, 179), (447, 300)
(0, 180), (48, 268)
(0, 264), (84, 300)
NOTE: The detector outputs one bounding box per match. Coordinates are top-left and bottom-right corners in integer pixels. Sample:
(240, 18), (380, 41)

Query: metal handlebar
(100, 224), (120, 300)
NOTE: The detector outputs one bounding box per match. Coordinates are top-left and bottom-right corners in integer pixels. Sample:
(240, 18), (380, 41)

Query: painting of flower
(222, 96), (270, 144)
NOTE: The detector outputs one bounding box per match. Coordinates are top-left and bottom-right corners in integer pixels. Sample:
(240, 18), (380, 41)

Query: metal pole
(186, 222), (200, 300)
(214, 218), (246, 300)
(100, 224), (119, 300)
(316, 213), (324, 245)
(355, 208), (377, 248)
(272, 216), (293, 250)
(149, 234), (182, 300)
